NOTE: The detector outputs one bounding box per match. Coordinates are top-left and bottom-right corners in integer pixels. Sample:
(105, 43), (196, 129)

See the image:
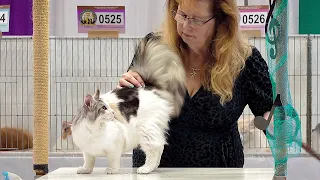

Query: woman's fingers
(119, 71), (144, 88)
(131, 72), (145, 87)
(119, 78), (134, 88)
(124, 73), (141, 87)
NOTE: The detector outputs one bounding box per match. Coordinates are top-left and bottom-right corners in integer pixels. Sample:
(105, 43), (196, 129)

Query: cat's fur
(57, 116), (273, 153)
(71, 34), (186, 174)
(311, 123), (320, 153)
(0, 127), (33, 151)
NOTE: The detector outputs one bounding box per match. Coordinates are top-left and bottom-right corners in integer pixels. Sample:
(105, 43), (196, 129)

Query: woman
(119, 0), (273, 168)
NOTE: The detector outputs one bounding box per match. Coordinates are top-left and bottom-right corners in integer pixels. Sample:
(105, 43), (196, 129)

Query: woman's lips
(183, 33), (193, 38)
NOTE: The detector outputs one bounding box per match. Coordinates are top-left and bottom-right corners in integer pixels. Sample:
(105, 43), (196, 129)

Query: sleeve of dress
(126, 32), (157, 72)
(245, 47), (274, 117)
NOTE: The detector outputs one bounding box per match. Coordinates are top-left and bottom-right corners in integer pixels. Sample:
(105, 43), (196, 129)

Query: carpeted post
(32, 0), (49, 177)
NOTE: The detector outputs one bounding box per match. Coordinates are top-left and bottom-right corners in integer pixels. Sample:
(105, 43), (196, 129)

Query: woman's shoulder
(244, 46), (269, 72)
(239, 46), (271, 85)
(245, 46), (266, 64)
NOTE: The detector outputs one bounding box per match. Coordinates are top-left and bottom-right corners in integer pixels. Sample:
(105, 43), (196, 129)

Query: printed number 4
(0, 13), (5, 22)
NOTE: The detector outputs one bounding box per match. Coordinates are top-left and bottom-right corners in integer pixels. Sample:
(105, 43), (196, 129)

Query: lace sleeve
(245, 47), (274, 117)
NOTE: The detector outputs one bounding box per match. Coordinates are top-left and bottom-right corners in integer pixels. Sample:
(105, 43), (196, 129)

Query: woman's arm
(244, 47), (287, 178)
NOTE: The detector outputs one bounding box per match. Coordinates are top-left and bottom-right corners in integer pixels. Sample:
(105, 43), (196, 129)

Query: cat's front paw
(105, 167), (119, 174)
(137, 166), (155, 174)
(77, 166), (93, 174)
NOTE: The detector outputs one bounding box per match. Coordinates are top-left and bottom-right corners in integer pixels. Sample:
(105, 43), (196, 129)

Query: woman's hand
(118, 70), (145, 88)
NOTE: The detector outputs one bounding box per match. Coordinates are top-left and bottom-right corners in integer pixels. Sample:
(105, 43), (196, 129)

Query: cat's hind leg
(136, 122), (167, 174)
(156, 145), (164, 167)
(137, 145), (164, 174)
(77, 152), (96, 174)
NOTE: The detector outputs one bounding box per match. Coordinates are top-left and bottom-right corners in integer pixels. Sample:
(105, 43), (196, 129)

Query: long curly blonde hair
(158, 0), (252, 105)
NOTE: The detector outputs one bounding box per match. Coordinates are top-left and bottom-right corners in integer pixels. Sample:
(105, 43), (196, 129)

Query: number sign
(238, 5), (269, 37)
(77, 6), (125, 34)
(0, 5), (10, 32)
(240, 12), (266, 26)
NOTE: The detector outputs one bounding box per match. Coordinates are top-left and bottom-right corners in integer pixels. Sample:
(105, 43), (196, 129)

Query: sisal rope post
(32, 0), (49, 177)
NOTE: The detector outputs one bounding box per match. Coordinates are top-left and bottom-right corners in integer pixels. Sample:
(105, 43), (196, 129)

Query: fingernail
(129, 84), (134, 88)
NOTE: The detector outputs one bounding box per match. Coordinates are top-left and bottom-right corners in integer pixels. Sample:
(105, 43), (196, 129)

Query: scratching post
(32, 0), (49, 177)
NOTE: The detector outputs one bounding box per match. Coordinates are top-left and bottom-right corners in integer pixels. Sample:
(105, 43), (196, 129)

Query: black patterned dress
(130, 33), (274, 168)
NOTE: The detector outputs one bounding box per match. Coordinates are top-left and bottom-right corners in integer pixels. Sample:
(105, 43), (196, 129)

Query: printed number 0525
(242, 14), (265, 24)
(98, 14), (121, 24)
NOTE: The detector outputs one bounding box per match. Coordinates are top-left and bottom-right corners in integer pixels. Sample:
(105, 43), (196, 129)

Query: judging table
(37, 167), (275, 180)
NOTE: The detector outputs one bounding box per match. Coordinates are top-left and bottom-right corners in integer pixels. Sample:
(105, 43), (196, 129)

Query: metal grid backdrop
(0, 35), (319, 155)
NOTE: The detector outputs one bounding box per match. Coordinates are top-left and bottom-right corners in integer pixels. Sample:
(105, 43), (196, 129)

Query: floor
(37, 167), (275, 180)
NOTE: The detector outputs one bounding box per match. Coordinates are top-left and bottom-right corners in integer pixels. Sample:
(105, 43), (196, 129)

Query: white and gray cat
(70, 33), (186, 174)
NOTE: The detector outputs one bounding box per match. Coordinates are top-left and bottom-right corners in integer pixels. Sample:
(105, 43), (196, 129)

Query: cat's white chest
(71, 122), (118, 156)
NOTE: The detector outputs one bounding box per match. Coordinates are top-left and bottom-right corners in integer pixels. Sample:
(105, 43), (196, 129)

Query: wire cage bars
(0, 35), (319, 155)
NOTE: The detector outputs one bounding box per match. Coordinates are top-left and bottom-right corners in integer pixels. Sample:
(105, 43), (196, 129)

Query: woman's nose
(182, 20), (192, 31)
(182, 20), (189, 28)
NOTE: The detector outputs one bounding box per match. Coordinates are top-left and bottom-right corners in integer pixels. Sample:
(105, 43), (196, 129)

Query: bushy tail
(129, 33), (186, 117)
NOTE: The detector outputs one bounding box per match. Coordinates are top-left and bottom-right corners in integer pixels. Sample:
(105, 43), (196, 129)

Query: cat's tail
(129, 33), (186, 118)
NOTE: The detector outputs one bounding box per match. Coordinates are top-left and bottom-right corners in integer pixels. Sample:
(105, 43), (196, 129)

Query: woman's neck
(186, 48), (207, 69)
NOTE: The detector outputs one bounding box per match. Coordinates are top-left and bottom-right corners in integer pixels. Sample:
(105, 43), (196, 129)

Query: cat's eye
(101, 105), (107, 110)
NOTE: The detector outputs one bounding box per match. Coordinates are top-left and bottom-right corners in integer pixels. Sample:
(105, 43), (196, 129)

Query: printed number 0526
(242, 14), (265, 24)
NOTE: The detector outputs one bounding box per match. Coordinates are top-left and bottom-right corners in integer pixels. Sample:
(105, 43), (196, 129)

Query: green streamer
(264, 0), (302, 176)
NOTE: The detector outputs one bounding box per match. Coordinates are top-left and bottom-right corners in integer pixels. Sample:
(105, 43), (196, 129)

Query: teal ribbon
(264, 0), (302, 176)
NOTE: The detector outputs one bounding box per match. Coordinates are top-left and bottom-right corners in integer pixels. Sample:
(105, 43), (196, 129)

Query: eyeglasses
(172, 10), (215, 28)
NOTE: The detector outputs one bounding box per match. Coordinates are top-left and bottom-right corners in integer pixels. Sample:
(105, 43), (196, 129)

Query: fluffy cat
(0, 127), (33, 151)
(71, 33), (186, 174)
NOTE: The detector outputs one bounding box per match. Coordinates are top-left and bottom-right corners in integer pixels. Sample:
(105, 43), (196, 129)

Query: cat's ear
(93, 89), (100, 101)
(84, 94), (93, 107)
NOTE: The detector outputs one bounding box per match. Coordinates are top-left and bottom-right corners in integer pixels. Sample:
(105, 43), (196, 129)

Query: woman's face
(175, 0), (216, 53)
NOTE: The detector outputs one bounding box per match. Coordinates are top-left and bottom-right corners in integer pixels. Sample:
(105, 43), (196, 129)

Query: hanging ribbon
(264, 0), (320, 178)
(264, 0), (297, 177)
